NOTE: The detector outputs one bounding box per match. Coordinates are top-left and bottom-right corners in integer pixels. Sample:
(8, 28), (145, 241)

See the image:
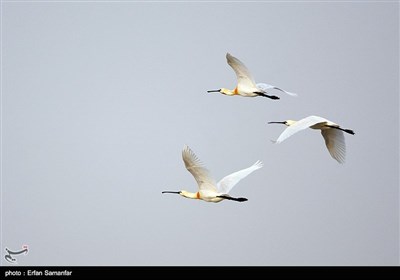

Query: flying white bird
(162, 145), (263, 202)
(207, 53), (297, 100)
(268, 115), (355, 164)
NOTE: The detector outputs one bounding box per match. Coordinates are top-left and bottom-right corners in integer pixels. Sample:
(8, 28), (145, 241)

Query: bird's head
(207, 88), (234, 96)
(284, 120), (296, 126)
(162, 190), (199, 200)
(179, 190), (193, 198)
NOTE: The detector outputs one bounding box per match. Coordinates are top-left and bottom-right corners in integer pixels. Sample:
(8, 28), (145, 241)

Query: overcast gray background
(1, 1), (398, 266)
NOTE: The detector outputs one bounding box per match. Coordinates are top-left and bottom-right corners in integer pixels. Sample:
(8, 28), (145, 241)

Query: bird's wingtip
(183, 144), (191, 152)
(337, 158), (345, 164)
(277, 88), (298, 97)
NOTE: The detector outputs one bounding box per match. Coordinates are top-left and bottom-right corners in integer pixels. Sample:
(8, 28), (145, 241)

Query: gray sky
(1, 1), (398, 266)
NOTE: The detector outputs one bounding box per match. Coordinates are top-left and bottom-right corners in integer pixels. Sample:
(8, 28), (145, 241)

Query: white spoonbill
(162, 145), (263, 203)
(268, 115), (355, 164)
(207, 53), (297, 100)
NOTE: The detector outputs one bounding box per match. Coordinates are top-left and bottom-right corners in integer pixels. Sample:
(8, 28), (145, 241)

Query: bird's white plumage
(271, 115), (352, 164)
(182, 145), (262, 195)
(321, 129), (346, 164)
(217, 160), (263, 194)
(226, 52), (257, 89)
(226, 53), (297, 97)
(274, 116), (331, 143)
(182, 145), (217, 192)
(256, 83), (298, 97)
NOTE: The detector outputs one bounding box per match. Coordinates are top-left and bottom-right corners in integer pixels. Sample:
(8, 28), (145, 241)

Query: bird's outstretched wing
(274, 115), (330, 143)
(217, 160), (263, 194)
(226, 53), (257, 87)
(182, 145), (217, 192)
(321, 129), (346, 164)
(256, 83), (298, 97)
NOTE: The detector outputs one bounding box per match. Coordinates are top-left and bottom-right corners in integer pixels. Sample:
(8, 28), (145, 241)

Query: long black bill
(162, 191), (180, 194)
(207, 89), (221, 93)
(268, 121), (285, 124)
(217, 195), (248, 202)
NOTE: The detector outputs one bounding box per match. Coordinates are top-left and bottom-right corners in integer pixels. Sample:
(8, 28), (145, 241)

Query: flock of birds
(163, 53), (355, 203)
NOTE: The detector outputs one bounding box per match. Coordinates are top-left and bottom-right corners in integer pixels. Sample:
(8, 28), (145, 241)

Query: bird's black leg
(326, 125), (355, 135)
(253, 92), (280, 100)
(217, 195), (248, 202)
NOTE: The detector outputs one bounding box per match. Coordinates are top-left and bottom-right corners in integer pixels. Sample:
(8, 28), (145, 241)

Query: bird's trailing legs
(326, 125), (355, 135)
(253, 92), (280, 100)
(217, 195), (248, 202)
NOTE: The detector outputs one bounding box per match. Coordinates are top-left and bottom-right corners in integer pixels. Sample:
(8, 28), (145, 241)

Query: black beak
(207, 89), (221, 93)
(268, 121), (285, 124)
(162, 191), (181, 194)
